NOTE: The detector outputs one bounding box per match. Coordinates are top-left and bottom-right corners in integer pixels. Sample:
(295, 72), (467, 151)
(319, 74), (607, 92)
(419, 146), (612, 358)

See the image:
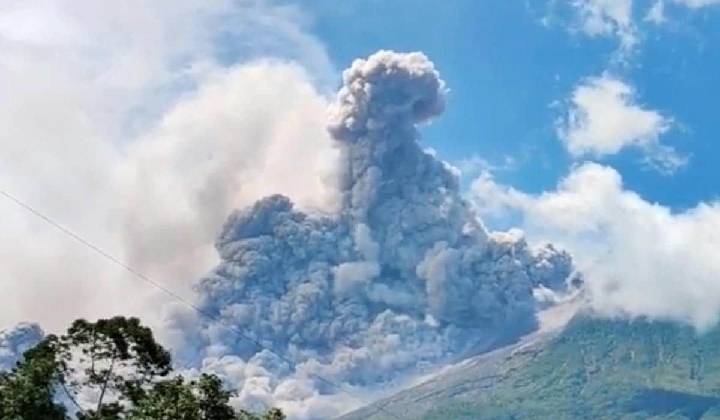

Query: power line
(0, 188), (404, 420)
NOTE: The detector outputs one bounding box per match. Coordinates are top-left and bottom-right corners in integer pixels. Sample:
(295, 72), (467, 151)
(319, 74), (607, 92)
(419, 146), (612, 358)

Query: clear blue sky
(297, 0), (720, 211)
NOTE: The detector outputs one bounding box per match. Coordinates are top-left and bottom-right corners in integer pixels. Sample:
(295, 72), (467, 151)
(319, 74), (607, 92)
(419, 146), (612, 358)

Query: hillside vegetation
(342, 316), (720, 420)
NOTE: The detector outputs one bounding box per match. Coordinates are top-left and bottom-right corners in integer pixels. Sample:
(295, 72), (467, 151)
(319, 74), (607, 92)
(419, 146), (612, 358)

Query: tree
(127, 376), (200, 420)
(0, 316), (286, 420)
(194, 374), (237, 420)
(56, 317), (172, 419)
(236, 408), (286, 420)
(130, 374), (237, 420)
(0, 336), (66, 420)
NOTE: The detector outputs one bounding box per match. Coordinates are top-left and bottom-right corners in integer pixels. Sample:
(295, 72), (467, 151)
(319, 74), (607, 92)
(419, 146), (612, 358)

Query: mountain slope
(340, 316), (720, 420)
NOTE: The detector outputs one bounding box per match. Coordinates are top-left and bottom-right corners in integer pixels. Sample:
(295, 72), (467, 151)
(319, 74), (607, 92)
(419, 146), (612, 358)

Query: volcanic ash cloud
(0, 323), (43, 371)
(167, 50), (577, 418)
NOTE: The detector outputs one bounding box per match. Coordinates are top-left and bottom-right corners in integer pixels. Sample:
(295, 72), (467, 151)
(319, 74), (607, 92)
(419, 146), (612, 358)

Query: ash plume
(166, 50), (576, 419)
(0, 323), (43, 371)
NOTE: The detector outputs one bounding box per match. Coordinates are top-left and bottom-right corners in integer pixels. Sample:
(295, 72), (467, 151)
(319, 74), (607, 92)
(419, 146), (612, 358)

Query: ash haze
(3, 1), (720, 419)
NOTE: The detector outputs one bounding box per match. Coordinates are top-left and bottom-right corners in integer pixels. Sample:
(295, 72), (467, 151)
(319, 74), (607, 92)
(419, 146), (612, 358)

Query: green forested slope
(341, 317), (720, 420)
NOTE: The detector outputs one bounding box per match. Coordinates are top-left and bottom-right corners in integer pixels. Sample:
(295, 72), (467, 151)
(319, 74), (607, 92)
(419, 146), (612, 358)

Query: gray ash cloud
(0, 323), (43, 371)
(165, 50), (577, 419)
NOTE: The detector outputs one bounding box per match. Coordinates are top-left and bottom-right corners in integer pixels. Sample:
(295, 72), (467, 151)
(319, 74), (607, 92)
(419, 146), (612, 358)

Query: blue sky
(298, 0), (719, 211)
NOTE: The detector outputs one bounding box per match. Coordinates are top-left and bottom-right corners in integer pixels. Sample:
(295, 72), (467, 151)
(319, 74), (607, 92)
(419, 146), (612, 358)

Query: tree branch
(60, 380), (87, 418)
(95, 353), (116, 415)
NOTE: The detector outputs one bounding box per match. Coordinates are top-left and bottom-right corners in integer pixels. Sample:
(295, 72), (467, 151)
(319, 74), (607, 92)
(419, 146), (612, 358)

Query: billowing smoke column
(172, 51), (576, 418)
(0, 323), (43, 371)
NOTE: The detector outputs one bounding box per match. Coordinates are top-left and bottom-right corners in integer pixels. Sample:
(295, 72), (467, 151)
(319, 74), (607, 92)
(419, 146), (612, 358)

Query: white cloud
(0, 0), (337, 332)
(453, 155), (518, 179)
(570, 0), (637, 48)
(116, 61), (339, 294)
(557, 75), (686, 172)
(567, 0), (720, 35)
(673, 0), (720, 8)
(561, 0), (720, 50)
(645, 1), (667, 24)
(472, 163), (720, 330)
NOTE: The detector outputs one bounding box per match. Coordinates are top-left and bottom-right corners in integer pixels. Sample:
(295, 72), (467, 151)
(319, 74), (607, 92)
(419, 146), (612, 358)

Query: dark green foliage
(57, 316), (172, 418)
(130, 374), (238, 420)
(194, 374), (237, 420)
(0, 336), (66, 420)
(0, 316), (285, 420)
(236, 407), (286, 420)
(130, 376), (202, 420)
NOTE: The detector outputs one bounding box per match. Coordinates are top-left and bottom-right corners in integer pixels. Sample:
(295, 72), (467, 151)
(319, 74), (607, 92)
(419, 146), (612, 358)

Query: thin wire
(0, 189), (404, 420)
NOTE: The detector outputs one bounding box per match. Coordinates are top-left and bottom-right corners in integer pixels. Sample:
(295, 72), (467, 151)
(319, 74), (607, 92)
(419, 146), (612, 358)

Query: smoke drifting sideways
(162, 51), (578, 418)
(0, 323), (43, 372)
